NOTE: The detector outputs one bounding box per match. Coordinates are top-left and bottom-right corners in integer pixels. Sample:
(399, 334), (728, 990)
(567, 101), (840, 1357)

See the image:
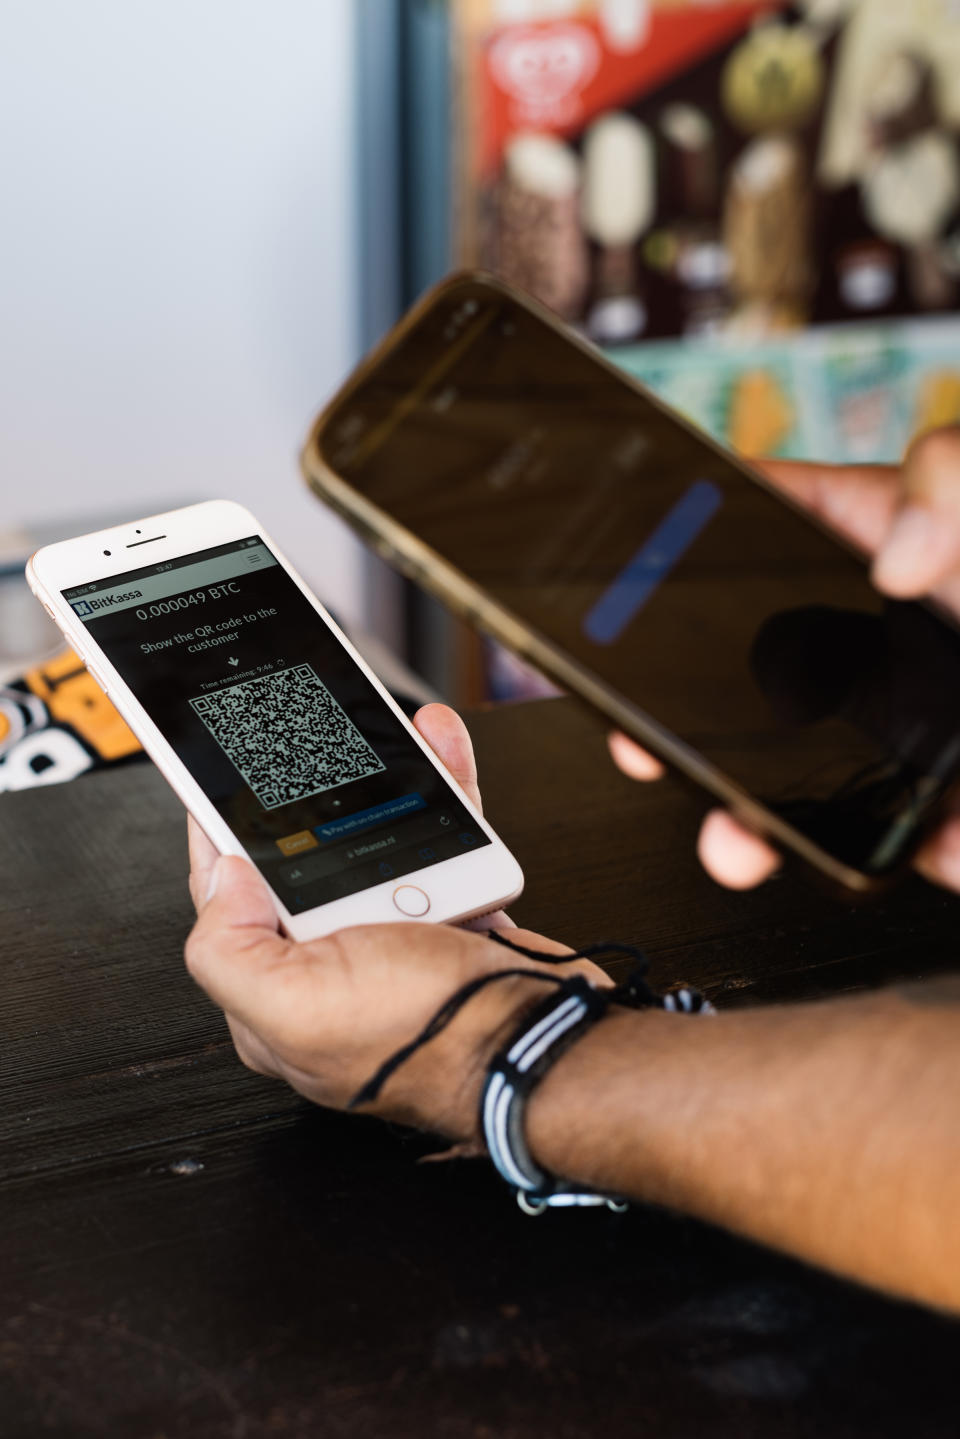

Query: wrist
(438, 973), (560, 1142)
(522, 1004), (665, 1197)
(480, 973), (626, 1208)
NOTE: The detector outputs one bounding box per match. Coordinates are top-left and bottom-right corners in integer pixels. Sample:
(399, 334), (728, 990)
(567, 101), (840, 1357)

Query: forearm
(523, 984), (960, 1311)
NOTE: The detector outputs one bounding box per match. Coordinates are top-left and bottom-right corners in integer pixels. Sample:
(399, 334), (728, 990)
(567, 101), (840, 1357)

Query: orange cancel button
(276, 830), (319, 858)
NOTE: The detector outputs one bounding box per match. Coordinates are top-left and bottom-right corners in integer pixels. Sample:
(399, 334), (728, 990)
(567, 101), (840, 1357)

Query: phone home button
(392, 884), (431, 917)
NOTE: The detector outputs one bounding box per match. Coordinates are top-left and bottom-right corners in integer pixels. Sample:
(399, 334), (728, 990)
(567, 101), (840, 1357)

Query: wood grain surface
(2, 696), (959, 1438)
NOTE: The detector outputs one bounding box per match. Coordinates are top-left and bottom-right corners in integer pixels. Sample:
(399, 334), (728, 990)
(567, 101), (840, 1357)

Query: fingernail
(204, 857), (225, 905)
(874, 506), (951, 594)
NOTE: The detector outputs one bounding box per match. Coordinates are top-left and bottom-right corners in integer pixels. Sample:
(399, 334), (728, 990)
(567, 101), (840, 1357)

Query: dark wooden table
(3, 696), (960, 1438)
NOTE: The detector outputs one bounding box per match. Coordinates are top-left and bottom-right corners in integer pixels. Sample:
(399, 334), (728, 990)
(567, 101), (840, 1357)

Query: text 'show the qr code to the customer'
(189, 664), (385, 809)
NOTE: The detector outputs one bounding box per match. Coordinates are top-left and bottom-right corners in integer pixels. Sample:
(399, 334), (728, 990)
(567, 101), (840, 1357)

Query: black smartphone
(302, 272), (960, 892)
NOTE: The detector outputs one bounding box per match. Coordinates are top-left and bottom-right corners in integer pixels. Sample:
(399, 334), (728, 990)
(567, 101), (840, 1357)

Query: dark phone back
(303, 273), (960, 890)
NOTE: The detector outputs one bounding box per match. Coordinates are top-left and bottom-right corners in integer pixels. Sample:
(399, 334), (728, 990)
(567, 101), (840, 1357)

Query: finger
(502, 927), (610, 987)
(608, 730), (666, 781)
(459, 908), (517, 931)
(697, 809), (782, 889)
(413, 703), (482, 811)
(187, 814), (219, 915)
(507, 927), (574, 959)
(757, 459), (899, 559)
(872, 429), (960, 600)
(913, 811), (960, 894)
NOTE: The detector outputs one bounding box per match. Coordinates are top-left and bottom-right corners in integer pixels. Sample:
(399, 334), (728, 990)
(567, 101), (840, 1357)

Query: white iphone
(27, 500), (524, 939)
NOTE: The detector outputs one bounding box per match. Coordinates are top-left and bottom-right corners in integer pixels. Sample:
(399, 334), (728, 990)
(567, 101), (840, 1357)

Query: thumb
(202, 853), (279, 925)
(873, 429), (960, 598)
(185, 855), (291, 1015)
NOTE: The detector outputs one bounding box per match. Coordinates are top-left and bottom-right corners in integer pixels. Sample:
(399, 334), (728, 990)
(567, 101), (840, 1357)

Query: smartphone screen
(62, 537), (488, 913)
(316, 277), (960, 879)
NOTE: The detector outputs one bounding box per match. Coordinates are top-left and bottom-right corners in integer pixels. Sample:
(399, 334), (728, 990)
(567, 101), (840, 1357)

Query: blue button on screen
(315, 792), (426, 843)
(582, 479), (723, 646)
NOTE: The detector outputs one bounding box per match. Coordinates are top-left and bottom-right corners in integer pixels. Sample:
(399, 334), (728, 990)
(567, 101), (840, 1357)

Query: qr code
(189, 664), (385, 810)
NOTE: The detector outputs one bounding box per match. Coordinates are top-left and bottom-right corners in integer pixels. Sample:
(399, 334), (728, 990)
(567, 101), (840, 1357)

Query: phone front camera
(103, 548), (111, 556)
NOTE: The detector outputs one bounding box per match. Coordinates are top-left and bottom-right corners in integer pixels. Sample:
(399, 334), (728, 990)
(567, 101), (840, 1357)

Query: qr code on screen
(189, 664), (385, 810)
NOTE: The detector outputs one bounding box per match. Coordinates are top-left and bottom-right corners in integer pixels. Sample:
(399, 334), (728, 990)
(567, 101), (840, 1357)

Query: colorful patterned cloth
(0, 648), (143, 792)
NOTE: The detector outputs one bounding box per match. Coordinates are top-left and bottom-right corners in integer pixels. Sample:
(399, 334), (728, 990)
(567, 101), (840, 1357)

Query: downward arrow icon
(227, 657), (239, 667)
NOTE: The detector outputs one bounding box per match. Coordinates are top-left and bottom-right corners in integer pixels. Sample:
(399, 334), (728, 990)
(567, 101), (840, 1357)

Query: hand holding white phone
(28, 501), (523, 940)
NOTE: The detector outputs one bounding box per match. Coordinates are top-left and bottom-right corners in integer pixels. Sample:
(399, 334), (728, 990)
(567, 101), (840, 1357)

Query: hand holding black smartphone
(302, 273), (960, 893)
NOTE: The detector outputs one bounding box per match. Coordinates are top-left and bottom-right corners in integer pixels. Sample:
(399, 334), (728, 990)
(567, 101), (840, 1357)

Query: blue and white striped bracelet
(481, 973), (714, 1215)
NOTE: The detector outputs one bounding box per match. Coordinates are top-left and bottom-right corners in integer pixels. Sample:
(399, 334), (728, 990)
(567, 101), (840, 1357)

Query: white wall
(0, 0), (367, 625)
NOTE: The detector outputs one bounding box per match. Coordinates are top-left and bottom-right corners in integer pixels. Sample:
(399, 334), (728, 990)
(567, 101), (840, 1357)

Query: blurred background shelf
(5, 0), (960, 713)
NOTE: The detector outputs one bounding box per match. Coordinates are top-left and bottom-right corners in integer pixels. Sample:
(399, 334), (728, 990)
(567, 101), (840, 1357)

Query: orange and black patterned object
(0, 647), (142, 793)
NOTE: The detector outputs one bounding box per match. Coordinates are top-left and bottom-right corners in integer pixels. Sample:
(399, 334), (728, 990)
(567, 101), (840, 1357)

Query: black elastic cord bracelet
(349, 930), (714, 1215)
